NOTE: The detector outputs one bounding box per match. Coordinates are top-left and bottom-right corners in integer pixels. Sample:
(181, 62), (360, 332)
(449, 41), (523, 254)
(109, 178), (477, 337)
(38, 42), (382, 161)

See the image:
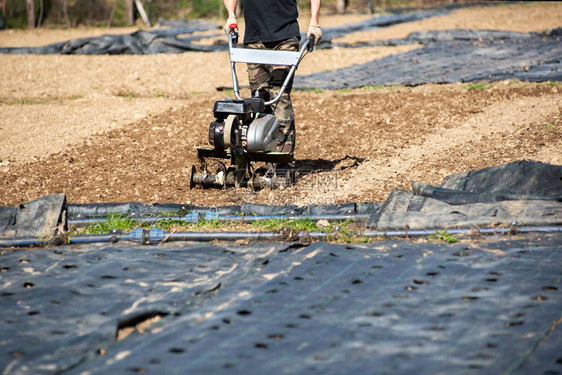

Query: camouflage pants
(246, 37), (299, 154)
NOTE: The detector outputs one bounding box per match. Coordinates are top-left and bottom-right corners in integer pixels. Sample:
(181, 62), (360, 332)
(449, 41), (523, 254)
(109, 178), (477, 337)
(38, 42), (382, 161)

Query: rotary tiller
(190, 27), (314, 190)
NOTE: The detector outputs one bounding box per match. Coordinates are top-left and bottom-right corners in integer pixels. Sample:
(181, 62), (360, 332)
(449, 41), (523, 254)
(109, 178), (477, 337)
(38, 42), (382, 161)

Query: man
(223, 0), (322, 156)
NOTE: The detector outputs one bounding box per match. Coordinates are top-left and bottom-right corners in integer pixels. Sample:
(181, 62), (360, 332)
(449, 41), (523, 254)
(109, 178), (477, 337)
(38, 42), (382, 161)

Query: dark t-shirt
(243, 0), (301, 44)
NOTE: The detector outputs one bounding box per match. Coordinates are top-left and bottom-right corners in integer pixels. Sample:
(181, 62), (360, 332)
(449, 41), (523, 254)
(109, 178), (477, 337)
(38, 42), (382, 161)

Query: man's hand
(224, 16), (238, 35)
(307, 24), (322, 44)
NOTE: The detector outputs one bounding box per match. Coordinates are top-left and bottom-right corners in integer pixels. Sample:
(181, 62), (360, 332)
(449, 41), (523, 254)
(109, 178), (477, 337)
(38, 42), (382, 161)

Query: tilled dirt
(1, 2), (561, 207)
(2, 82), (560, 206)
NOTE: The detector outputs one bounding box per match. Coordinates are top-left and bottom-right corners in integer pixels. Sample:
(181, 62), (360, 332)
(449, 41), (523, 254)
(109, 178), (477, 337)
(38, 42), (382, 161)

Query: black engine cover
(213, 100), (251, 120)
(208, 121), (225, 149)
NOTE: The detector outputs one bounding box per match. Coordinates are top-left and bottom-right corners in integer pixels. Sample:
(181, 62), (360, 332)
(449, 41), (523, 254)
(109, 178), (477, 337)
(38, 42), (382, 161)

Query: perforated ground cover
(1, 234), (561, 374)
(296, 29), (562, 89)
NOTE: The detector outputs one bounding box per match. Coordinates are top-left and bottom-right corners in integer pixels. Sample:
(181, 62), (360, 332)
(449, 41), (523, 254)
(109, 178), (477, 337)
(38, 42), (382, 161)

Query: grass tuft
(72, 216), (378, 244)
(464, 82), (489, 91)
(220, 89), (234, 98)
(428, 229), (458, 243)
(251, 218), (319, 232)
(362, 85), (386, 91)
(303, 88), (324, 94)
(83, 214), (137, 234)
(116, 90), (138, 98)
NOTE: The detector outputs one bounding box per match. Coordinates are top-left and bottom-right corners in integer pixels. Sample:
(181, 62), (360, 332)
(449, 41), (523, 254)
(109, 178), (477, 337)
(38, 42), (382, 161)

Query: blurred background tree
(2, 0), (476, 29)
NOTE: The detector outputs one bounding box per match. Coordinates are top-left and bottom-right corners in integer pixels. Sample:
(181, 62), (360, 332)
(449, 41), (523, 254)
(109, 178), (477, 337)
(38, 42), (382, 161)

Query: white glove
(307, 24), (322, 44)
(224, 16), (238, 35)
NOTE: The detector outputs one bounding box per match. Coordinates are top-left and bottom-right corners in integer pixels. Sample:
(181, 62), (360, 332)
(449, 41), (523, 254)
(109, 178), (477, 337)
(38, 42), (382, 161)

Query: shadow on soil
(296, 156), (365, 174)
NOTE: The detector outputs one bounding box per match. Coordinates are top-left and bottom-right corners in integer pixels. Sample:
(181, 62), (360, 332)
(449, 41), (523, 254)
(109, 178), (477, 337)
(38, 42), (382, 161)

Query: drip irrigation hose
(0, 226), (560, 248)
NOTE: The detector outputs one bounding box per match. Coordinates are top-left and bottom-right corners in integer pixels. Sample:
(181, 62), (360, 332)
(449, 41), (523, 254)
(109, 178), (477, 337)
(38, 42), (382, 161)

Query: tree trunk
(26, 0), (35, 28)
(106, 2), (115, 28)
(37, 0), (44, 28)
(0, 0), (6, 30)
(134, 0), (150, 26)
(62, 0), (70, 27)
(366, 0), (374, 14)
(125, 0), (134, 25)
(336, 0), (346, 14)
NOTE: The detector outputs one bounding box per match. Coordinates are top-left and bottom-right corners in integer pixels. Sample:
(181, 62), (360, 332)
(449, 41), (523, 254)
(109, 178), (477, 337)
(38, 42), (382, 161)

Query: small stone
(317, 219), (330, 228)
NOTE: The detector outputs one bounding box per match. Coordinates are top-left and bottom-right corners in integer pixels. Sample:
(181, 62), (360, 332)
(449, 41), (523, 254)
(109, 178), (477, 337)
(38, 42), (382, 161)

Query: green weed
(72, 215), (380, 244)
(322, 219), (367, 243)
(158, 218), (189, 230)
(16, 98), (48, 105)
(428, 229), (458, 243)
(287, 218), (319, 231)
(83, 214), (137, 234)
(251, 218), (319, 232)
(303, 88), (324, 94)
(251, 219), (285, 231)
(464, 82), (489, 91)
(362, 85), (386, 91)
(116, 90), (138, 98)
(194, 219), (222, 229)
(221, 89), (235, 97)
(338, 224), (353, 243)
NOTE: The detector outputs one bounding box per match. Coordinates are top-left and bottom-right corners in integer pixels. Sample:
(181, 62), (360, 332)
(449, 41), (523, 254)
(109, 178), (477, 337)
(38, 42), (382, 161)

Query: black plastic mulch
(2, 8), (560, 85)
(367, 161), (562, 230)
(295, 28), (562, 89)
(1, 234), (561, 374)
(315, 10), (447, 43)
(0, 12), (443, 55)
(0, 20), (220, 54)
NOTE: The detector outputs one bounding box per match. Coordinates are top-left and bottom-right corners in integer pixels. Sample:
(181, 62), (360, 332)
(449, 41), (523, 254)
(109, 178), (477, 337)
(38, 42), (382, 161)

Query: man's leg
(246, 38), (299, 154)
(267, 37), (299, 154)
(246, 41), (272, 105)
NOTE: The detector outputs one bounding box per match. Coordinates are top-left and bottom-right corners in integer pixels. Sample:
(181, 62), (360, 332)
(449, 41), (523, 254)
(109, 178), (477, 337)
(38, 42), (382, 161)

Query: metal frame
(228, 32), (313, 106)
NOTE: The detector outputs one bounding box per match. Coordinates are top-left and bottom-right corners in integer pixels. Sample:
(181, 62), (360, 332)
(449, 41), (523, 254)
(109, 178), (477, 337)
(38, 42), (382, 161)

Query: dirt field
(1, 2), (561, 207)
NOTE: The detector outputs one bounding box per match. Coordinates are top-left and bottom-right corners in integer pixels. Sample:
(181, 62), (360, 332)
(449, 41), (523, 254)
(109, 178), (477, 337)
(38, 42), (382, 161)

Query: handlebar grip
(229, 26), (239, 45)
(307, 35), (315, 52)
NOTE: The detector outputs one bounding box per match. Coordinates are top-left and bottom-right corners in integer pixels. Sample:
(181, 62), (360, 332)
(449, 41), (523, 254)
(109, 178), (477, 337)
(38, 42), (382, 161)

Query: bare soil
(1, 2), (561, 207)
